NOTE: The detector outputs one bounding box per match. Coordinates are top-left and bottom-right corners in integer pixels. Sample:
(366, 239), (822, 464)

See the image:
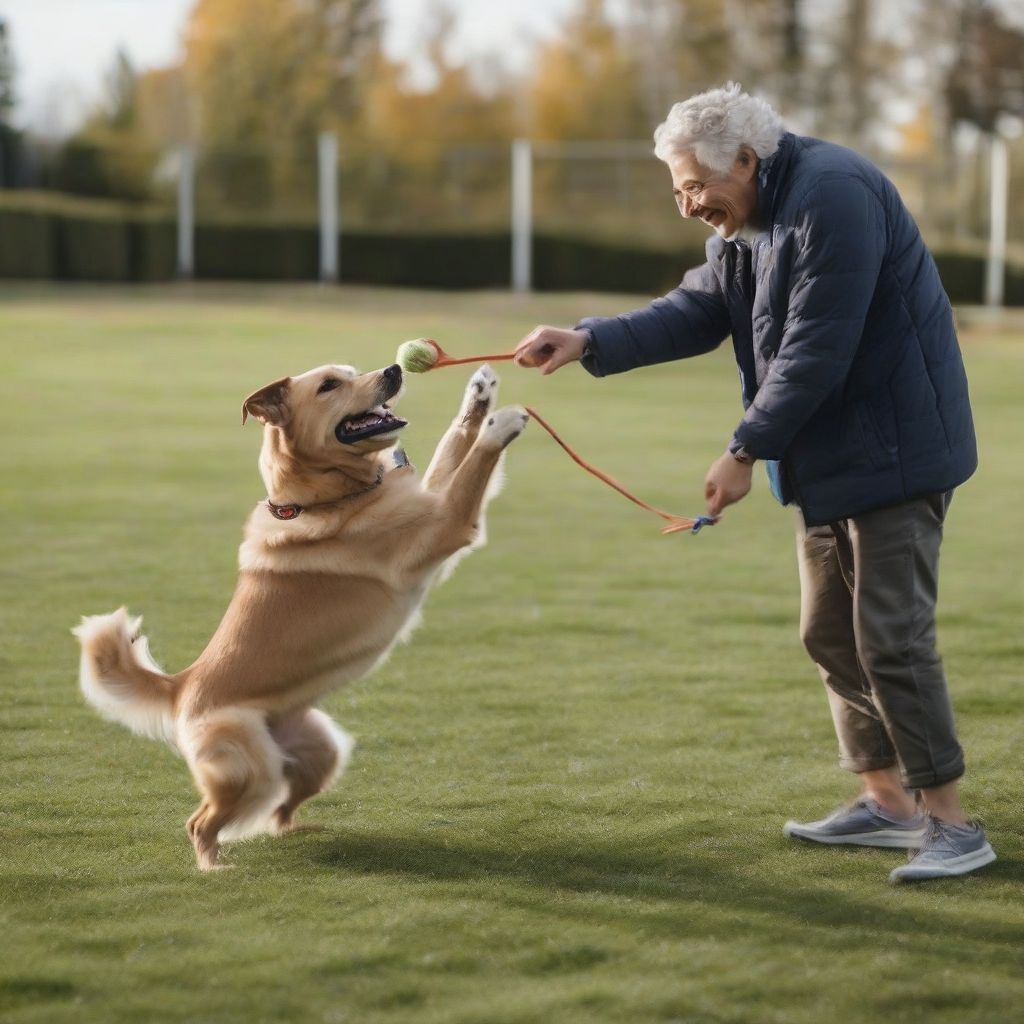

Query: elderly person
(515, 83), (994, 883)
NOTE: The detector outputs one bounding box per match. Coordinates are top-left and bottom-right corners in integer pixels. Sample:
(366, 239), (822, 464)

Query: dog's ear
(242, 377), (291, 426)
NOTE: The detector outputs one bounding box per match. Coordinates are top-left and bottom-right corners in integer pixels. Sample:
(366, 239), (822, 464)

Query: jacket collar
(756, 131), (796, 227)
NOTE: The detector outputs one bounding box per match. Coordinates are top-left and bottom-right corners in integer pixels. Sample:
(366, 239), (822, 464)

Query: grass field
(2, 284), (1023, 1024)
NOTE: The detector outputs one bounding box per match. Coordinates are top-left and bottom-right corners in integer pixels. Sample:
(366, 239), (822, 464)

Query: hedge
(0, 207), (56, 278)
(0, 193), (1021, 303)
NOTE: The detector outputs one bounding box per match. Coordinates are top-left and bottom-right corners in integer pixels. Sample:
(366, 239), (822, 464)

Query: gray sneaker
(889, 817), (996, 883)
(783, 798), (927, 848)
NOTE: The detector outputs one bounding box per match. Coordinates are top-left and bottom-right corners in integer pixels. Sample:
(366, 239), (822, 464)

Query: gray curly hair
(653, 82), (785, 173)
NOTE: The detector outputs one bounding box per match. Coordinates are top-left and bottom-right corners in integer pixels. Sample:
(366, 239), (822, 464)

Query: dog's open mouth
(335, 404), (408, 444)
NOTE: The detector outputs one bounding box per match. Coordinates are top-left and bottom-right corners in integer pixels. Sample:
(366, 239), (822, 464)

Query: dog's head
(242, 363), (408, 460)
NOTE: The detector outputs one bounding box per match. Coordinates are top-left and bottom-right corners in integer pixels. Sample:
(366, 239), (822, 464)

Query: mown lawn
(1, 284), (1022, 1024)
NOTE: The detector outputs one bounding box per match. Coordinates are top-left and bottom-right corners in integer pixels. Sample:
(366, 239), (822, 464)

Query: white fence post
(511, 138), (532, 292)
(318, 131), (339, 283)
(984, 130), (1008, 309)
(176, 144), (195, 279)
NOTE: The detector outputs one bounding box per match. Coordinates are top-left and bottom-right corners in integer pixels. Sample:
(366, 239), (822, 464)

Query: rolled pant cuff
(902, 760), (966, 790)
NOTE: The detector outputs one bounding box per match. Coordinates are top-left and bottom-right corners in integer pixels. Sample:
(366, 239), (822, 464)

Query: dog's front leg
(421, 365), (498, 491)
(436, 405), (529, 548)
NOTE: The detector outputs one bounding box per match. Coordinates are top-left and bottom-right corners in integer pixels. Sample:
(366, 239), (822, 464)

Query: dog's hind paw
(460, 364), (498, 424)
(483, 405), (529, 449)
(277, 822), (329, 836)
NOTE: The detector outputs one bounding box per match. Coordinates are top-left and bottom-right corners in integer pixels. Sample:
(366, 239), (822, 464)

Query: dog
(73, 360), (527, 869)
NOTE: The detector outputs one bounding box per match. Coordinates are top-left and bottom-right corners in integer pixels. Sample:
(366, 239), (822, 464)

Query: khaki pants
(795, 492), (965, 789)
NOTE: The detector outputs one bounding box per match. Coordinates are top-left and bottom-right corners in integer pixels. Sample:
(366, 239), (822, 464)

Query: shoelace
(907, 816), (973, 861)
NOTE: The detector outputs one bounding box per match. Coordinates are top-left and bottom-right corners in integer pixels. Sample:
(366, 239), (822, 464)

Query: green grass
(1, 284), (1023, 1024)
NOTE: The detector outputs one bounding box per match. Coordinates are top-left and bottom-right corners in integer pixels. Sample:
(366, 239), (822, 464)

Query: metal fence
(0, 126), (1019, 302)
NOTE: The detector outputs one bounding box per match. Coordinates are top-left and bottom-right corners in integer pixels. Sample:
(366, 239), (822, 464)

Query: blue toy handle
(690, 515), (717, 535)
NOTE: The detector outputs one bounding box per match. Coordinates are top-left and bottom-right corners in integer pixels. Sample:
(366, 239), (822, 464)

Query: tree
(0, 18), (18, 186)
(134, 66), (193, 149)
(104, 49), (138, 132)
(528, 0), (648, 140)
(0, 18), (15, 128)
(945, 1), (1024, 131)
(363, 1), (516, 155)
(52, 51), (157, 201)
(181, 0), (385, 211)
(357, 1), (518, 226)
(184, 0), (384, 148)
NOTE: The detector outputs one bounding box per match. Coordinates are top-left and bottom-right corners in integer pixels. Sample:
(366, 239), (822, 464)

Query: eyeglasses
(673, 179), (711, 212)
(677, 180), (710, 197)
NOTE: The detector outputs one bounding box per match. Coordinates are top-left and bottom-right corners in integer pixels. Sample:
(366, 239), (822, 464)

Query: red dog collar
(265, 466), (388, 522)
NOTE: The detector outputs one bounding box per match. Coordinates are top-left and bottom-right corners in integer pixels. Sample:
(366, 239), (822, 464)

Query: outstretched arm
(576, 260), (731, 377)
(514, 258), (731, 378)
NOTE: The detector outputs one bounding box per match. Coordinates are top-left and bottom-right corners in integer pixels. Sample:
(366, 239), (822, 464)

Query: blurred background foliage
(0, 0), (1021, 279)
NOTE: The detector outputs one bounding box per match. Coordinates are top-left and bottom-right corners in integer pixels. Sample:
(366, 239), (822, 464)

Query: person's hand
(514, 326), (588, 375)
(704, 450), (754, 518)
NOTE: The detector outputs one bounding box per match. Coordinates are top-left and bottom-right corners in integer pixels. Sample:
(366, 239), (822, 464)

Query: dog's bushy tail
(72, 608), (177, 742)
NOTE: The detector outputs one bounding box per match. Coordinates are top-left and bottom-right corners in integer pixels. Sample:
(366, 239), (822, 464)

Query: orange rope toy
(396, 338), (517, 370)
(395, 339), (715, 536)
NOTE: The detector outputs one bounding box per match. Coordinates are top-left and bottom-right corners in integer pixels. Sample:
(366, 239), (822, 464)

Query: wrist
(575, 327), (594, 362)
(730, 445), (755, 466)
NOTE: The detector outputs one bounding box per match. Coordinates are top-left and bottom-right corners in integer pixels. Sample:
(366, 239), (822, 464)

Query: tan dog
(73, 361), (527, 869)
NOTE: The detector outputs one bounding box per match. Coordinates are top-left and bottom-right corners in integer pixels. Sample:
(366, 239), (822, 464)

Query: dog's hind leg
(268, 709), (354, 834)
(422, 365), (498, 490)
(179, 709), (287, 870)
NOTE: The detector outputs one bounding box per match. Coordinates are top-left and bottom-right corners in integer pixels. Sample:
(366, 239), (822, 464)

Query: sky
(4, 0), (1022, 138)
(0, 0), (577, 135)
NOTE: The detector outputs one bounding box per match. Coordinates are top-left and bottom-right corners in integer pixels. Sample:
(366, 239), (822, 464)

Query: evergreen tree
(0, 18), (18, 186)
(0, 18), (15, 128)
(104, 50), (138, 132)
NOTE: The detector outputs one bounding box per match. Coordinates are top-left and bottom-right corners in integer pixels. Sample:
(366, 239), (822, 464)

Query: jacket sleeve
(731, 176), (886, 459)
(576, 260), (731, 377)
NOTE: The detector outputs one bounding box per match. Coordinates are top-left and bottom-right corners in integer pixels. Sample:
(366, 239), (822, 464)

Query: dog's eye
(317, 378), (341, 395)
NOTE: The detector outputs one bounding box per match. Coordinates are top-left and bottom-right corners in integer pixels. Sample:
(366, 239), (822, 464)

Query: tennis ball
(396, 338), (440, 373)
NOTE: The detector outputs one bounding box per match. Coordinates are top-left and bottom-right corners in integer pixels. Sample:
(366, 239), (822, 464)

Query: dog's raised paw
(483, 405), (529, 448)
(461, 364), (499, 422)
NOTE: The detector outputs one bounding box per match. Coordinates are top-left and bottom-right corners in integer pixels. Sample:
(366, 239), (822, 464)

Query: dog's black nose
(383, 363), (402, 382)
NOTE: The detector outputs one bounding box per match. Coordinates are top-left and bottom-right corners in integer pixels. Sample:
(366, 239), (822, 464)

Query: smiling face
(667, 146), (760, 240)
(242, 363), (408, 463)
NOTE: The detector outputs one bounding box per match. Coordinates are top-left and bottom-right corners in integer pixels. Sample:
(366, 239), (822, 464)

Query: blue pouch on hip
(765, 460), (788, 505)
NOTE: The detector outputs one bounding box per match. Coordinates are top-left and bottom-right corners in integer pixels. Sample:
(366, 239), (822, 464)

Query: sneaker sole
(889, 843), (997, 883)
(783, 821), (927, 849)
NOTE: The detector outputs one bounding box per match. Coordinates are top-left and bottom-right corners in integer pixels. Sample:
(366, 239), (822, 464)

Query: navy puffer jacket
(577, 132), (977, 527)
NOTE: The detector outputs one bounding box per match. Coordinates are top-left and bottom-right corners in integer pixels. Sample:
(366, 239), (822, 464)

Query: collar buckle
(268, 502), (302, 520)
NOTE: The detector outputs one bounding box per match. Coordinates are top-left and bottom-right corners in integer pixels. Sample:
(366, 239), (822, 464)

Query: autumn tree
(528, 0), (648, 140)
(363, 2), (516, 156)
(945, 1), (1024, 131)
(134, 66), (192, 150)
(182, 0), (384, 211)
(52, 50), (159, 200)
(357, 2), (518, 226)
(184, 0), (383, 148)
(621, 0), (739, 129)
